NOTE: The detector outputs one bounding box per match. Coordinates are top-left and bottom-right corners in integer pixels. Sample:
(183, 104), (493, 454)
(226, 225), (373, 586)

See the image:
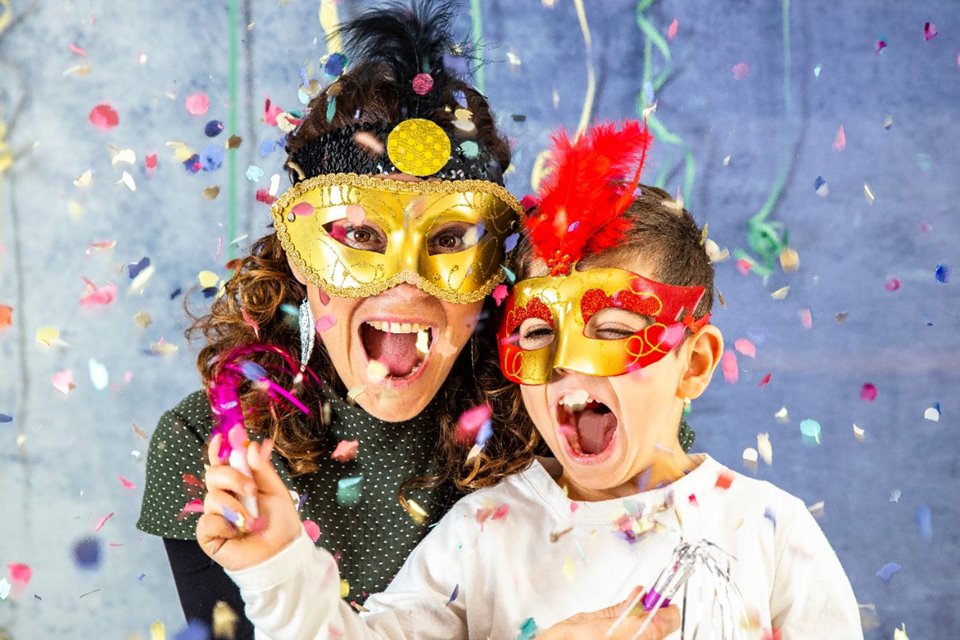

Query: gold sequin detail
(386, 119), (452, 177)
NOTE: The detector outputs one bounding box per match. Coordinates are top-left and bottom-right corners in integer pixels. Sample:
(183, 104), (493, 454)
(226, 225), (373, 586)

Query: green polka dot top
(137, 389), (462, 604)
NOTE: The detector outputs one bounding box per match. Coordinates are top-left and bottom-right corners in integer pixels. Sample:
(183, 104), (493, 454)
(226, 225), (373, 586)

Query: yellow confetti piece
(73, 169), (93, 188)
(212, 601), (238, 639)
(346, 385), (367, 404)
(893, 623), (909, 640)
(563, 558), (575, 581)
(404, 498), (429, 524)
(68, 199), (85, 220)
(133, 311), (152, 328)
(339, 579), (350, 599)
(722, 154), (732, 166)
(864, 183), (875, 205)
(132, 421), (148, 439)
(366, 360), (389, 383)
(63, 63), (92, 76)
(276, 112), (298, 133)
(757, 433), (772, 465)
(35, 327), (64, 347)
(202, 185), (221, 200)
(853, 424), (865, 441)
(506, 50), (522, 67)
(770, 285), (790, 300)
(165, 141), (195, 162)
(149, 339), (179, 356)
(197, 270), (220, 288)
(779, 247), (800, 273)
(149, 620), (166, 640)
(465, 443), (483, 463)
(704, 238), (729, 263)
(453, 108), (473, 121)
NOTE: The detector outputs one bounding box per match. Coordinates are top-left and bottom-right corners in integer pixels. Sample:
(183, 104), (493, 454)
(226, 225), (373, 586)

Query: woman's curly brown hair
(186, 55), (539, 503)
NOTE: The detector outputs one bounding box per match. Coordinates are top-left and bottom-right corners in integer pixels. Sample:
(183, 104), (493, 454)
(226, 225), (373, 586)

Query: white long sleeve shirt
(227, 454), (863, 640)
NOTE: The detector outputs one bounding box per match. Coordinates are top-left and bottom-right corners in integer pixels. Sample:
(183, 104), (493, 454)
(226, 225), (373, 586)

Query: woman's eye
(428, 222), (481, 255)
(434, 232), (464, 251)
(324, 221), (388, 253)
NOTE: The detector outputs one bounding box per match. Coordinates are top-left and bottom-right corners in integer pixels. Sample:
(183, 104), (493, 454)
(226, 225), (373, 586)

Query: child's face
(516, 257), (715, 498)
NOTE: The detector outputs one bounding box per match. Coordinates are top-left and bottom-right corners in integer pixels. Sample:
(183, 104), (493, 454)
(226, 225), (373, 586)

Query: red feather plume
(527, 121), (652, 275)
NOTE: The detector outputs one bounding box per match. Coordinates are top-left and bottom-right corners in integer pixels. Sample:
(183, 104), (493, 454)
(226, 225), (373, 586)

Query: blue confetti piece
(876, 562), (901, 582)
(170, 287), (183, 300)
(204, 120), (224, 137)
(567, 221), (580, 233)
(201, 145), (224, 172)
(0, 414), (12, 423)
(173, 619), (210, 640)
(298, 66), (310, 85)
(814, 175), (828, 195)
(259, 139), (278, 158)
(443, 53), (468, 77)
(763, 506), (777, 529)
(446, 584), (459, 606)
(221, 505), (241, 525)
(280, 302), (300, 318)
(517, 618), (538, 640)
(324, 52), (348, 77)
(202, 286), (219, 299)
(326, 97), (337, 122)
(460, 140), (479, 158)
(245, 164), (264, 182)
(183, 154), (201, 173)
(137, 573), (146, 583)
(916, 505), (932, 541)
(72, 537), (102, 570)
(799, 419), (822, 443)
(476, 419), (493, 447)
(935, 263), (951, 284)
(501, 265), (516, 284)
(128, 257), (150, 279)
(504, 233), (520, 254)
(240, 360), (268, 383)
(337, 476), (363, 507)
(452, 89), (467, 107)
(296, 492), (308, 512)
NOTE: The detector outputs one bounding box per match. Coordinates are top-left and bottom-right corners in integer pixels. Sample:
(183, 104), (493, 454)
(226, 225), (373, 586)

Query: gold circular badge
(386, 118), (451, 177)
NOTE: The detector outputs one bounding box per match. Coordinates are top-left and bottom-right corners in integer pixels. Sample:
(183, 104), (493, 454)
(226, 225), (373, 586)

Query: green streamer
(469, 0), (484, 93)
(227, 0), (239, 261)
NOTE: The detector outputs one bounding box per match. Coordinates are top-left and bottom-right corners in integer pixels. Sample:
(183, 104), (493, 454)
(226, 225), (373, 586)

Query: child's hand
(538, 586), (680, 640)
(197, 434), (304, 572)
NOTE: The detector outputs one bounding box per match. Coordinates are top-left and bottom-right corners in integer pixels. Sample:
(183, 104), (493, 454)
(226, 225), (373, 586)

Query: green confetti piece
(337, 475), (363, 506)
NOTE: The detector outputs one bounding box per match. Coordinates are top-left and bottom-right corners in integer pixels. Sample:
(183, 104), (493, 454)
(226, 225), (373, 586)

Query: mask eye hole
(323, 218), (388, 254)
(517, 317), (555, 351)
(584, 307), (652, 340)
(427, 221), (485, 255)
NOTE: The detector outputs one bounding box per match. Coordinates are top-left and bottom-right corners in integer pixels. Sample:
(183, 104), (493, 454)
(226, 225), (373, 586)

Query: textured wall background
(1, 1), (958, 638)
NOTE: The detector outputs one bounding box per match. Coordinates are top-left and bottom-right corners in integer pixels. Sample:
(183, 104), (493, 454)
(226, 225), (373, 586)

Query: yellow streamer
(0, 0), (11, 33)
(319, 0), (342, 53)
(530, 0), (596, 192)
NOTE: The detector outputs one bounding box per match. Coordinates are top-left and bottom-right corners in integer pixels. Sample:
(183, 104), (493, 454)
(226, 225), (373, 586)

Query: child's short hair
(515, 184), (715, 319)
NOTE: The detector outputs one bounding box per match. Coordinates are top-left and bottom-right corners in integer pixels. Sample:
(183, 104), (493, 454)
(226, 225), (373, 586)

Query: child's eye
(594, 326), (638, 340)
(584, 308), (652, 340)
(518, 318), (554, 350)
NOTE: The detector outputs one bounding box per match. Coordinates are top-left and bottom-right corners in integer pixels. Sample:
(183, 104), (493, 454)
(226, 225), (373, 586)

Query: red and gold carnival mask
(272, 173), (523, 304)
(498, 267), (707, 384)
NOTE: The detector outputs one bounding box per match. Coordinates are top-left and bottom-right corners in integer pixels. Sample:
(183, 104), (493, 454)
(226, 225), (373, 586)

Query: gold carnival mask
(498, 267), (709, 384)
(272, 173), (523, 303)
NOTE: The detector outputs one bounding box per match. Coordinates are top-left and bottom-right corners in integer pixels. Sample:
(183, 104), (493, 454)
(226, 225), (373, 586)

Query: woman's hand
(197, 434), (304, 572)
(538, 586), (681, 640)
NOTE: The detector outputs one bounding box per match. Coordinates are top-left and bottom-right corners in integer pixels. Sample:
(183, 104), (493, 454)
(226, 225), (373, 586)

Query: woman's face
(308, 282), (482, 421)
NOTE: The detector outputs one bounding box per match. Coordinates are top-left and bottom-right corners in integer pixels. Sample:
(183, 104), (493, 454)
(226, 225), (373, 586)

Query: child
(198, 121), (863, 640)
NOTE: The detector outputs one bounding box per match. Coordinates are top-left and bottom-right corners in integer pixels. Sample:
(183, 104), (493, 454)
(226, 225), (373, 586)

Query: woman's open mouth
(556, 390), (619, 463)
(359, 319), (435, 382)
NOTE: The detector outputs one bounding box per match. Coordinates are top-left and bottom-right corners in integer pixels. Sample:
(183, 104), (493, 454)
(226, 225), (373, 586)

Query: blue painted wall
(0, 1), (957, 637)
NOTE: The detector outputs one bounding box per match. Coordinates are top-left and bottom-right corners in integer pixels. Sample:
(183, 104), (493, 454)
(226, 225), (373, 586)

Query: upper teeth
(559, 390), (592, 413)
(366, 320), (430, 334)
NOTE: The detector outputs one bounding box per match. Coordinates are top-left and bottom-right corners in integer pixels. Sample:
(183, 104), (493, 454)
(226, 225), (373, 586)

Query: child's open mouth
(556, 390), (619, 462)
(359, 320), (434, 380)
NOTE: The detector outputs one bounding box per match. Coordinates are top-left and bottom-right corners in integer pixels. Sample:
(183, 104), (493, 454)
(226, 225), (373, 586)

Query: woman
(137, 3), (535, 637)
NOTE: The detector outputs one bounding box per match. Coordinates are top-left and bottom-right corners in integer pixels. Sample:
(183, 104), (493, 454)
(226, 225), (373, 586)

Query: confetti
(204, 120), (224, 137)
(457, 404), (493, 445)
(36, 327), (64, 347)
(799, 308), (813, 330)
(110, 147), (136, 165)
(853, 424), (865, 441)
(875, 39), (887, 55)
(864, 183), (875, 205)
(775, 406), (789, 423)
(94, 512), (115, 531)
(884, 114), (894, 130)
(721, 351), (739, 383)
(517, 618), (538, 640)
(245, 164), (264, 181)
(52, 369), (76, 394)
(770, 286), (790, 300)
(120, 475), (137, 489)
(667, 18), (678, 40)
(813, 64), (822, 77)
(72, 537), (102, 570)
(133, 312), (152, 328)
(859, 383), (877, 401)
(807, 501), (825, 519)
(923, 404), (940, 422)
(197, 270), (220, 289)
(491, 284), (508, 306)
(734, 338), (756, 359)
(742, 447), (758, 471)
(404, 498), (429, 524)
(0, 304), (11, 329)
(202, 186), (221, 200)
(876, 562), (901, 582)
(88, 358), (109, 390)
(800, 419), (821, 444)
(893, 624), (909, 640)
(0, 578), (10, 600)
(88, 104), (119, 130)
(336, 476), (363, 506)
(757, 433), (772, 465)
(446, 584), (459, 606)
(74, 169), (93, 188)
(116, 171), (136, 191)
(779, 247), (800, 272)
(714, 471), (734, 490)
(185, 92), (209, 115)
(731, 62), (751, 79)
(916, 505), (932, 541)
(935, 263), (951, 283)
(758, 372), (772, 388)
(128, 257), (150, 279)
(923, 22), (937, 41)
(324, 52), (348, 76)
(303, 520), (321, 542)
(366, 360), (389, 383)
(814, 176), (829, 197)
(412, 72), (434, 95)
(884, 277), (901, 291)
(331, 439), (359, 463)
(0, 414), (11, 424)
(460, 140), (479, 159)
(831, 125), (846, 152)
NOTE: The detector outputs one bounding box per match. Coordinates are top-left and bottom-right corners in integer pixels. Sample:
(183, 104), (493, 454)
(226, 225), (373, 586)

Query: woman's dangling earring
(299, 297), (315, 373)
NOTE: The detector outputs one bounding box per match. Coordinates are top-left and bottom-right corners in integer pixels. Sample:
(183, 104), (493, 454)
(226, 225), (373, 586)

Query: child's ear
(286, 254), (308, 286)
(677, 325), (723, 401)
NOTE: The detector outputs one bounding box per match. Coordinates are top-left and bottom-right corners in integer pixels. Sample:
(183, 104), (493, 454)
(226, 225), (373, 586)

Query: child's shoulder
(446, 459), (554, 519)
(690, 455), (810, 518)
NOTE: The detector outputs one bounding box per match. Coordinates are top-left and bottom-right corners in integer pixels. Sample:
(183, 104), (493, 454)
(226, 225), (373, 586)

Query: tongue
(576, 409), (617, 454)
(362, 326), (421, 377)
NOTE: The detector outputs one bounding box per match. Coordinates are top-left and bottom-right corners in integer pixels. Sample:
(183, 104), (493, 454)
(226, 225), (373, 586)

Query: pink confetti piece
(731, 62), (751, 79)
(714, 471), (734, 490)
(88, 104), (119, 130)
(318, 289), (331, 306)
(885, 277), (901, 291)
(491, 284), (508, 306)
(799, 308), (813, 329)
(182, 500), (204, 514)
(492, 504), (510, 520)
(303, 520), (321, 542)
(241, 306), (260, 339)
(734, 338), (756, 359)
(7, 563), (31, 586)
(84, 240), (116, 255)
(735, 258), (753, 275)
(570, 501), (579, 513)
(875, 39), (887, 55)
(69, 43), (87, 56)
(457, 404), (492, 444)
(860, 383), (878, 402)
(721, 351), (739, 384)
(185, 92), (210, 116)
(80, 278), (117, 306)
(688, 494), (698, 507)
(145, 153), (158, 171)
(832, 125), (846, 152)
(292, 202), (315, 217)
(412, 72), (434, 95)
(52, 369), (76, 394)
(667, 18), (678, 41)
(93, 512), (114, 532)
(331, 439), (359, 463)
(315, 315), (337, 332)
(119, 475), (137, 489)
(346, 204), (366, 225)
(923, 22), (937, 41)
(758, 372), (772, 389)
(263, 96), (283, 127)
